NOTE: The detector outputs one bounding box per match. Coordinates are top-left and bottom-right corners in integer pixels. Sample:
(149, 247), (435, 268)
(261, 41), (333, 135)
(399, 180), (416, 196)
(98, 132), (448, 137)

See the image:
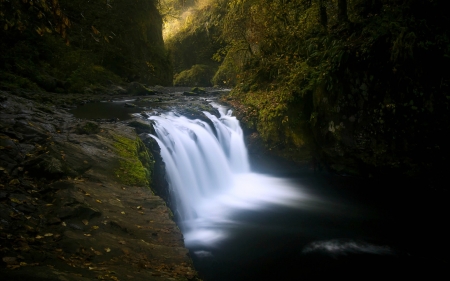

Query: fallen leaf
(61, 222), (67, 227)
(96, 200), (102, 203)
(10, 197), (22, 204)
(104, 248), (111, 253)
(121, 211), (125, 215)
(35, 235), (44, 239)
(9, 179), (20, 185)
(118, 240), (126, 245)
(2, 257), (17, 264)
(44, 233), (53, 237)
(7, 265), (20, 270)
(84, 234), (92, 237)
(92, 226), (99, 230)
(82, 219), (89, 226)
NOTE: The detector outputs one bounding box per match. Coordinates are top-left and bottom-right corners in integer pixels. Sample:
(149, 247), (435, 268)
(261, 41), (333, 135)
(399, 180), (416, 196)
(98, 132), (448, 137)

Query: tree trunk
(338, 0), (349, 22)
(304, 0), (312, 8)
(319, 0), (328, 29)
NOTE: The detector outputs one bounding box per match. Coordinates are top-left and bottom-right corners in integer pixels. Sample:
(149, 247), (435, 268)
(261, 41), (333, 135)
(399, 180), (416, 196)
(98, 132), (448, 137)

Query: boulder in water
(127, 82), (157, 96)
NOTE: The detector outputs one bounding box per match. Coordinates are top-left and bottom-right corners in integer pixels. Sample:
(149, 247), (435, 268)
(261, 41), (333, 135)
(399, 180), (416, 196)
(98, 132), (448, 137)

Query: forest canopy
(163, 0), (450, 179)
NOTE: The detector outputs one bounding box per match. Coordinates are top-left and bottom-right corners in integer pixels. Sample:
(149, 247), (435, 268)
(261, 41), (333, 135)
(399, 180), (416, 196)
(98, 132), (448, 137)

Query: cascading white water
(149, 102), (307, 245)
(150, 103), (249, 219)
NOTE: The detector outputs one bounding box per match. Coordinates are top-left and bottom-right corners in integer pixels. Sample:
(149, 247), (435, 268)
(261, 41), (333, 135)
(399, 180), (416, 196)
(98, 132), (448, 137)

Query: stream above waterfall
(148, 98), (448, 279)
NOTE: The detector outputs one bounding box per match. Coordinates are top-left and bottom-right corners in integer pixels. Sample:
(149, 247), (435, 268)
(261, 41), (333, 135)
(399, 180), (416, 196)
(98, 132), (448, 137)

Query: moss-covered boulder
(174, 64), (216, 86)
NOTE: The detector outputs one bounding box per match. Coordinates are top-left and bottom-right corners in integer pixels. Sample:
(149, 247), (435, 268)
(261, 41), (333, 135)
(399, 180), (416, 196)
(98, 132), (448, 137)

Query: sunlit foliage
(0, 0), (71, 43)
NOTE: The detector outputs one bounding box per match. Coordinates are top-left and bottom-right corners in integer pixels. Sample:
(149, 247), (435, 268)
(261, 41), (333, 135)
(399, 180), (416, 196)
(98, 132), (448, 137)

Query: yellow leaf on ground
(10, 197), (22, 204)
(9, 179), (20, 185)
(91, 26), (100, 35)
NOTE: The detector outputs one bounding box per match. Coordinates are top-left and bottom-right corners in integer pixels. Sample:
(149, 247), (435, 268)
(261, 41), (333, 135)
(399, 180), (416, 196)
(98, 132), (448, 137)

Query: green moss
(226, 87), (314, 163)
(112, 134), (154, 188)
(0, 71), (41, 91)
(174, 64), (216, 86)
(68, 64), (123, 93)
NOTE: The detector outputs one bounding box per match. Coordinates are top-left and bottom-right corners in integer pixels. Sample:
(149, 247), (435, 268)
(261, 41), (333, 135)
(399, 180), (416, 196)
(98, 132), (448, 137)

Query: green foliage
(174, 64), (216, 86)
(220, 0), (450, 176)
(0, 70), (41, 91)
(67, 64), (122, 93)
(164, 0), (227, 84)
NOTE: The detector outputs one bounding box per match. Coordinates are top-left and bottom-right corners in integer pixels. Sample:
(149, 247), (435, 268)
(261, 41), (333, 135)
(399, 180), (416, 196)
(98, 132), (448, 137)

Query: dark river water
(187, 168), (449, 280)
(71, 95), (449, 280)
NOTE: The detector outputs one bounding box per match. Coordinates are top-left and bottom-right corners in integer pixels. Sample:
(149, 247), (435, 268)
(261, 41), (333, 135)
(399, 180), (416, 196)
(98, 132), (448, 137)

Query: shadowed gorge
(1, 0), (450, 280)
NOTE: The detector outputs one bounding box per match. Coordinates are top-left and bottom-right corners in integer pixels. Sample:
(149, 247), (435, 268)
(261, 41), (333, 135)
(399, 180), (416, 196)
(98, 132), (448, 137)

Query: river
(148, 99), (448, 280)
(72, 91), (448, 279)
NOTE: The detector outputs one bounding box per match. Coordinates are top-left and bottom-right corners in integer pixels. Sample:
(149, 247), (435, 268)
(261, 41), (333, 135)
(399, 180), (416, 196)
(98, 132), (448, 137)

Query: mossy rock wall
(112, 134), (154, 188)
(0, 0), (172, 92)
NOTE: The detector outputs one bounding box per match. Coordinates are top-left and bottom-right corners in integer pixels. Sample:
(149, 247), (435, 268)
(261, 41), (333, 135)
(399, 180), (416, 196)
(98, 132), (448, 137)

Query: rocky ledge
(0, 91), (199, 280)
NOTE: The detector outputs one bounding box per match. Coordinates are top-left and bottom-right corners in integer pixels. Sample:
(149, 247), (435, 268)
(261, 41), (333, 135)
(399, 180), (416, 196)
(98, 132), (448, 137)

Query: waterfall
(149, 102), (305, 246)
(150, 104), (249, 220)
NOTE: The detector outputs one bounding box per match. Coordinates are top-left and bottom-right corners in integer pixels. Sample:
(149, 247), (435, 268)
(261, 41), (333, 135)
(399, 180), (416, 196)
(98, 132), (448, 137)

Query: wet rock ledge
(0, 91), (199, 280)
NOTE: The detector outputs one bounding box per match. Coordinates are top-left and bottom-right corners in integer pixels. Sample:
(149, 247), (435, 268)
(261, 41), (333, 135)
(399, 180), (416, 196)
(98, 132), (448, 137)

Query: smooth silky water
(148, 103), (448, 280)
